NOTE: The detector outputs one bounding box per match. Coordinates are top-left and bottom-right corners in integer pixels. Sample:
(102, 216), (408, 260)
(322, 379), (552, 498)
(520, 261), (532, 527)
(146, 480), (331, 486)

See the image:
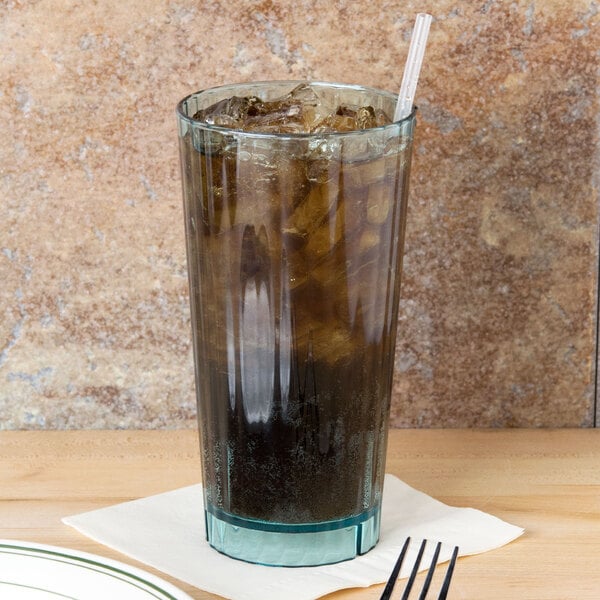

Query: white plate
(0, 540), (195, 600)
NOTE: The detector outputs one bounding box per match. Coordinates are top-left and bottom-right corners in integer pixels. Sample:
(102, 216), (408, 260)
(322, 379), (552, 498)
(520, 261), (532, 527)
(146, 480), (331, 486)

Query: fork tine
(379, 537), (411, 600)
(417, 540), (442, 600)
(437, 545), (459, 600)
(400, 538), (427, 600)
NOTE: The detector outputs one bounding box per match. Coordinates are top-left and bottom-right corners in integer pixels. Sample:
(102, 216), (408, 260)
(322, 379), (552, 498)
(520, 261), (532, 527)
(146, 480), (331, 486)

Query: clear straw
(394, 13), (432, 121)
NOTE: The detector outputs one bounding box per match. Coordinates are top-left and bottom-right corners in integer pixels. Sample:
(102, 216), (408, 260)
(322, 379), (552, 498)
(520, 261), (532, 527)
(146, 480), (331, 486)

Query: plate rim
(0, 539), (196, 600)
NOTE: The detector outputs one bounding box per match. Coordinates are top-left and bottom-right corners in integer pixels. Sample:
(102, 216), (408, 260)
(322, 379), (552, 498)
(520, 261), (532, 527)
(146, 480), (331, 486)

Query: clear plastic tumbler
(176, 81), (416, 566)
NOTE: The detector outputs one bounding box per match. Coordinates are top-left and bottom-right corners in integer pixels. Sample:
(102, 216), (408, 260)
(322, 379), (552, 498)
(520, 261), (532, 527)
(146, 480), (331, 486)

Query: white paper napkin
(63, 475), (523, 600)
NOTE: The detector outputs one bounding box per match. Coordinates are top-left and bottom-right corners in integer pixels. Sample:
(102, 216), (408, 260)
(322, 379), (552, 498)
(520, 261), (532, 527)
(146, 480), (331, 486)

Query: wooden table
(2, 429), (599, 599)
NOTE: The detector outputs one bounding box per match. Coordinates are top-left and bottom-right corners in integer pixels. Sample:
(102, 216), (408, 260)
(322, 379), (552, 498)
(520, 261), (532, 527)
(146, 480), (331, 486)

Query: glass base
(204, 504), (381, 567)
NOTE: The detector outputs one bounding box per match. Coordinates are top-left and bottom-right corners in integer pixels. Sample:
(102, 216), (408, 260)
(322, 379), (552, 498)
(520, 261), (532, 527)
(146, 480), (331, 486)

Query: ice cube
(311, 323), (357, 364)
(240, 83), (320, 132)
(366, 184), (390, 224)
(191, 85), (392, 134)
(193, 95), (264, 125)
(312, 104), (392, 133)
(286, 181), (339, 238)
(311, 114), (357, 133)
(343, 155), (387, 189)
(359, 229), (381, 253)
(303, 207), (344, 261)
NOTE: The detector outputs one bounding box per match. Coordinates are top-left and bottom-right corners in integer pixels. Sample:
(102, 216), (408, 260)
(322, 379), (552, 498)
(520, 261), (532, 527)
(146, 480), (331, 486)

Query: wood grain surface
(1, 429), (599, 599)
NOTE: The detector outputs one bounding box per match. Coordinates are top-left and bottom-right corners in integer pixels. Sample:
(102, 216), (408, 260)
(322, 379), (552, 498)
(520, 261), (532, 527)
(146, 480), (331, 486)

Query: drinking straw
(394, 13), (433, 121)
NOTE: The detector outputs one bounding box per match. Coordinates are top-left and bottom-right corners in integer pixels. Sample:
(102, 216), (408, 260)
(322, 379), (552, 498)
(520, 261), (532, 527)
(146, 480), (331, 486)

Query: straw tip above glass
(394, 13), (433, 122)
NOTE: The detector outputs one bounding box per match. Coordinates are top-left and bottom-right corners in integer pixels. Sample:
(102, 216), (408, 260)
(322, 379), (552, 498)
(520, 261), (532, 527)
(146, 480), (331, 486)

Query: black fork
(379, 537), (459, 600)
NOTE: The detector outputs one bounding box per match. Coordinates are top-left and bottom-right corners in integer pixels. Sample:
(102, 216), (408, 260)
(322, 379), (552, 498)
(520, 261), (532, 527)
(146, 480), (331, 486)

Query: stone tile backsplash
(1, 1), (598, 428)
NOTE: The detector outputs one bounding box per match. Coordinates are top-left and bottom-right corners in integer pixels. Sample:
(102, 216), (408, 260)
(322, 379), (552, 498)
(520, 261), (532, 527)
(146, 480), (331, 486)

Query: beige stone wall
(1, 1), (598, 428)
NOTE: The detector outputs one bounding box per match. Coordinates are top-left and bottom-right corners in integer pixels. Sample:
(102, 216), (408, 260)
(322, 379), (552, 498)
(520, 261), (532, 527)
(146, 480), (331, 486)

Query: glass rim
(175, 79), (417, 139)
